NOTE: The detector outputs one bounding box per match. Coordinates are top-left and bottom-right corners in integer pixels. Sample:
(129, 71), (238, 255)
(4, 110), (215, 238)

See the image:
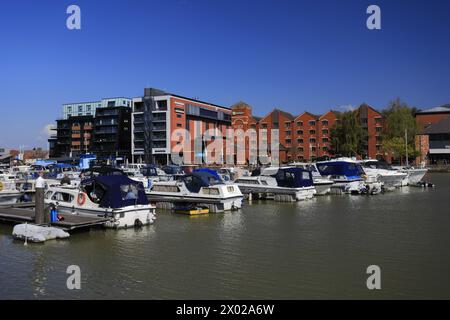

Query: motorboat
(288, 162), (334, 195)
(392, 166), (428, 186)
(146, 171), (243, 212)
(234, 167), (316, 201)
(316, 158), (382, 194)
(0, 174), (22, 205)
(359, 160), (408, 189)
(217, 167), (251, 182)
(44, 175), (156, 228)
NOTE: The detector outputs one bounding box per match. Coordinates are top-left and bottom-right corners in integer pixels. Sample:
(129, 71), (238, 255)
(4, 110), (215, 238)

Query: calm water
(1, 173), (449, 300)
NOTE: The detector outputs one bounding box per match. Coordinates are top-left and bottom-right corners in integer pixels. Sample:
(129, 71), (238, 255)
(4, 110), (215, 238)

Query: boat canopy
(81, 175), (148, 208)
(181, 171), (223, 193)
(316, 161), (365, 177)
(272, 167), (314, 188)
(193, 168), (224, 182)
(162, 165), (184, 175)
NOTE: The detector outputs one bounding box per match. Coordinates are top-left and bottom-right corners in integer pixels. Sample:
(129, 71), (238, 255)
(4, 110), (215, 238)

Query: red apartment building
(132, 88), (233, 165)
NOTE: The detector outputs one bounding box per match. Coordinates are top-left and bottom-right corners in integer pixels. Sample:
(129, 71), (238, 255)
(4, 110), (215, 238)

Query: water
(1, 173), (449, 299)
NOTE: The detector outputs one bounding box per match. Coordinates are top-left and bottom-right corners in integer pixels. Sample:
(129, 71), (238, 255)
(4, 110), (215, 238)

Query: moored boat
(235, 167), (316, 201)
(44, 175), (156, 228)
(146, 171), (243, 212)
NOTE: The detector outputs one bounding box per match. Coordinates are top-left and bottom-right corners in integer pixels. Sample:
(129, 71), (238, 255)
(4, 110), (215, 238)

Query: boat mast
(405, 128), (409, 167)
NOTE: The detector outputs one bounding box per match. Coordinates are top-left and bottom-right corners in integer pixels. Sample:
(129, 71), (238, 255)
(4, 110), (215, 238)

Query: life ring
(0, 182), (3, 192)
(77, 193), (87, 206)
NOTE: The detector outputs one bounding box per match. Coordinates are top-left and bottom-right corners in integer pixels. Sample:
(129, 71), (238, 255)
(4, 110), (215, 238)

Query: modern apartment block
(231, 103), (384, 164)
(49, 115), (94, 158)
(131, 88), (232, 165)
(91, 106), (131, 160)
(62, 98), (131, 119)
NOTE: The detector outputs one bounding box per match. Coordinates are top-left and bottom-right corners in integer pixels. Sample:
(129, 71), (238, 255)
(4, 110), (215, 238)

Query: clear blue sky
(1, 0), (450, 149)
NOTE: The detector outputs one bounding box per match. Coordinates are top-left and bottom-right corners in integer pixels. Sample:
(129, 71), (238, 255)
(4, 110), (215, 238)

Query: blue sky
(1, 0), (450, 149)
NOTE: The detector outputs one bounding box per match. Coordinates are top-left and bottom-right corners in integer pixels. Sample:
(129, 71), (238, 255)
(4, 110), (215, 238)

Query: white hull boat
(45, 175), (156, 229)
(235, 167), (316, 201)
(146, 171), (243, 212)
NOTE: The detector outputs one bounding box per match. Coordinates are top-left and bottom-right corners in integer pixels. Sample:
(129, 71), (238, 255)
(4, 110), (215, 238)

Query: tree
(330, 110), (367, 157)
(381, 98), (419, 163)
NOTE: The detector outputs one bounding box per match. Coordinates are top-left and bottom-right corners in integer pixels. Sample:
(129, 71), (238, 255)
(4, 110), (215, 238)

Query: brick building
(131, 88), (232, 165)
(231, 103), (384, 164)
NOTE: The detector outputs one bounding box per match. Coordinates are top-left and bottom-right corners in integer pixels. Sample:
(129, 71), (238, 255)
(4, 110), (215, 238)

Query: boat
(359, 160), (408, 189)
(146, 171), (243, 212)
(234, 167), (316, 201)
(392, 166), (428, 186)
(0, 174), (22, 205)
(44, 175), (156, 228)
(316, 158), (382, 194)
(288, 162), (334, 195)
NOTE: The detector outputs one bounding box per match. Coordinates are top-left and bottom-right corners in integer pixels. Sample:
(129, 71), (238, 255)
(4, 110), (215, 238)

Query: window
(297, 138), (304, 143)
(297, 130), (303, 135)
(78, 106), (83, 112)
(310, 138), (316, 143)
(286, 139), (291, 144)
(120, 184), (139, 200)
(284, 122), (291, 128)
(298, 147), (304, 152)
(322, 129), (329, 135)
(309, 120), (316, 126)
(322, 120), (328, 126)
(311, 147), (316, 152)
(323, 146), (328, 151)
(261, 123), (268, 129)
(285, 131), (291, 136)
(51, 192), (74, 203)
(177, 114), (182, 118)
(375, 117), (382, 123)
(376, 126), (382, 132)
(297, 121), (303, 127)
(177, 123), (182, 127)
(322, 138), (329, 143)
(309, 130), (316, 135)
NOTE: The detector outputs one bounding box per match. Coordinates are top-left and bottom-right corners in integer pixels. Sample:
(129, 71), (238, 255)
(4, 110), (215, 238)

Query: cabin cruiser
(235, 167), (316, 201)
(0, 174), (22, 205)
(392, 166), (428, 186)
(358, 160), (408, 189)
(288, 162), (334, 195)
(316, 158), (382, 194)
(146, 171), (243, 212)
(44, 175), (156, 228)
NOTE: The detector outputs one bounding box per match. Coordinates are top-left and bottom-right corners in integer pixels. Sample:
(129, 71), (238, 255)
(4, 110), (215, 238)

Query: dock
(0, 203), (109, 231)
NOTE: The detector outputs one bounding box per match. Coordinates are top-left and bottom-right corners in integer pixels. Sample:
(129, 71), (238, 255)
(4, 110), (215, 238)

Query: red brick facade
(231, 103), (384, 164)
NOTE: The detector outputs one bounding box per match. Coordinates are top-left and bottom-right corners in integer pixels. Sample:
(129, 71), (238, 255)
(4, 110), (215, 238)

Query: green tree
(330, 110), (367, 157)
(381, 98), (419, 162)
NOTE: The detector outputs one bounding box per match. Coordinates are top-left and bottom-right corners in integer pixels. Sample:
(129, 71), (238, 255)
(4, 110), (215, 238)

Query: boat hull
(146, 193), (243, 212)
(53, 205), (156, 229)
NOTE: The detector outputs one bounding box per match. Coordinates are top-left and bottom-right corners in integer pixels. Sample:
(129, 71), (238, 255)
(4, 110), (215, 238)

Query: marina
(0, 172), (448, 299)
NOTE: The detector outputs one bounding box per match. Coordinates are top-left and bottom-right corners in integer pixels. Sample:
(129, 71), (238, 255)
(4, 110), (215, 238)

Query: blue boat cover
(193, 168), (224, 182)
(316, 161), (364, 178)
(81, 175), (148, 208)
(272, 168), (314, 188)
(182, 171), (223, 193)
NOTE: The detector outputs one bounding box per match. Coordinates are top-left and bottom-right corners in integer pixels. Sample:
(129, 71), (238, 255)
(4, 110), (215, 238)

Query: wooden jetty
(0, 203), (109, 231)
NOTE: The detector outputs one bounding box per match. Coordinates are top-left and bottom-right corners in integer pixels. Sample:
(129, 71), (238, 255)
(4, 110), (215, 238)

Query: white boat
(0, 174), (22, 205)
(392, 166), (428, 186)
(146, 171), (243, 212)
(288, 162), (334, 195)
(359, 160), (408, 189)
(235, 167), (316, 201)
(44, 175), (156, 228)
(316, 158), (382, 194)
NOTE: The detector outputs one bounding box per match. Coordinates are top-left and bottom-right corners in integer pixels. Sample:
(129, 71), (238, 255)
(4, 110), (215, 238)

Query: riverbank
(428, 165), (450, 173)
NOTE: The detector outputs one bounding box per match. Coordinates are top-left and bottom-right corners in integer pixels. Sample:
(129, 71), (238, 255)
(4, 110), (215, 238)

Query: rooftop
(416, 104), (450, 115)
(422, 116), (450, 134)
